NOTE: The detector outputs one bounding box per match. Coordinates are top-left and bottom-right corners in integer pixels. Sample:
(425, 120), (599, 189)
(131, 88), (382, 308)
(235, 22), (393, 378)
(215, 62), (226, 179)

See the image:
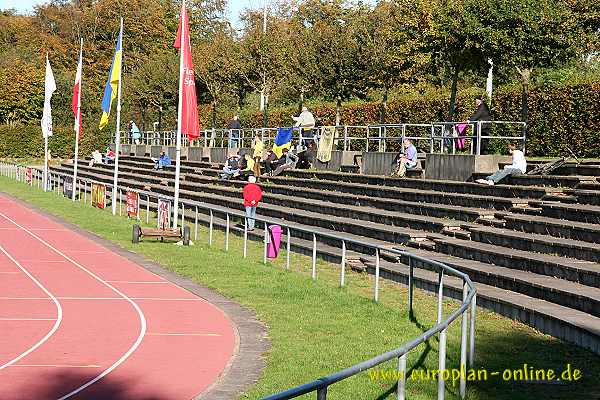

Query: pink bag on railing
(455, 123), (468, 150)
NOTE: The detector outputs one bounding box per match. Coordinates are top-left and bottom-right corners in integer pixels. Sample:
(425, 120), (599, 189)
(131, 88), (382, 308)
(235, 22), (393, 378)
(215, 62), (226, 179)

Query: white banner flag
(41, 54), (56, 138)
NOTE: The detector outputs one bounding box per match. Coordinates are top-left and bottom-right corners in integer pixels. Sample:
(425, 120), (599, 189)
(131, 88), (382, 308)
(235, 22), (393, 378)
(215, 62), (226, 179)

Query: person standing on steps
(243, 175), (262, 231)
(468, 96), (492, 155)
(228, 115), (242, 148)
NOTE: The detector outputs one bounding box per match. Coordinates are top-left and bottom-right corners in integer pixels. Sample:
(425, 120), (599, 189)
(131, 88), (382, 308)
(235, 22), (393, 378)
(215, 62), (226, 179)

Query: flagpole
(172, 0), (185, 229)
(111, 18), (124, 216)
(72, 38), (83, 201)
(43, 53), (49, 192)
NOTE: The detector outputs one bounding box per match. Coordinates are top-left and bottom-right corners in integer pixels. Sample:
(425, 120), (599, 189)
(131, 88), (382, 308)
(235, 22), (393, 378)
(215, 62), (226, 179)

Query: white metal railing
(113, 120), (526, 155)
(1, 160), (477, 400)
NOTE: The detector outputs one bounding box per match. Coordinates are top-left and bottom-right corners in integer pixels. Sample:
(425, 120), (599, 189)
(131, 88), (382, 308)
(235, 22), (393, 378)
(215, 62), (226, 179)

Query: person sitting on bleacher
(220, 153), (241, 180)
(263, 150), (280, 175)
(89, 150), (103, 167)
(238, 154), (255, 179)
(393, 138), (417, 177)
(104, 147), (116, 164)
(153, 151), (172, 170)
(271, 148), (299, 177)
(476, 143), (526, 186)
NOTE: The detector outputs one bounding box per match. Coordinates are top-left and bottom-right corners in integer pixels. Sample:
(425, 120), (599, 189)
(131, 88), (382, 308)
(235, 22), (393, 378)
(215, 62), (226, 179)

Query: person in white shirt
(292, 106), (316, 147)
(476, 143), (526, 186)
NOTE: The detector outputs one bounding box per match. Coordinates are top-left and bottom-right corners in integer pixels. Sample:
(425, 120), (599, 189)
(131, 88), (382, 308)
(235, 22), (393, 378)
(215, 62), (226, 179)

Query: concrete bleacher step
(283, 169), (550, 200)
(475, 217), (505, 228)
(472, 172), (592, 189)
(365, 250), (600, 354)
(541, 192), (578, 203)
(430, 235), (600, 289)
(539, 202), (600, 224)
(466, 225), (600, 263)
(263, 175), (526, 210)
(502, 213), (600, 245)
(565, 188), (600, 206)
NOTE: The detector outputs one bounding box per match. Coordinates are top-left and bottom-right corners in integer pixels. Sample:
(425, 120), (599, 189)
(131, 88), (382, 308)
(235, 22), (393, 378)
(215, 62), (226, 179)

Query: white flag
(41, 54), (56, 138)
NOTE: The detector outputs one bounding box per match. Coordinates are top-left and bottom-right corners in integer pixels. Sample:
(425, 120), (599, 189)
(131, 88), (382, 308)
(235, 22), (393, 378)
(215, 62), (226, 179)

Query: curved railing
(0, 161), (477, 400)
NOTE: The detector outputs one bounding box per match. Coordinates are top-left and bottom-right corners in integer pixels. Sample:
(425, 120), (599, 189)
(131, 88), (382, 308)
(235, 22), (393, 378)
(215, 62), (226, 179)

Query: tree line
(0, 0), (598, 134)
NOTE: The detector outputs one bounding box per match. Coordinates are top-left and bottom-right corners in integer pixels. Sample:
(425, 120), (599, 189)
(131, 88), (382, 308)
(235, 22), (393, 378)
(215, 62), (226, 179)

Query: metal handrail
(113, 120), (525, 155)
(1, 161), (478, 400)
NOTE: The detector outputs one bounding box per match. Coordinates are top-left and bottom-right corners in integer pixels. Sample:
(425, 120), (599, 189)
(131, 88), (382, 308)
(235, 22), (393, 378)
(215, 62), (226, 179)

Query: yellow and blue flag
(99, 27), (122, 129)
(272, 127), (293, 158)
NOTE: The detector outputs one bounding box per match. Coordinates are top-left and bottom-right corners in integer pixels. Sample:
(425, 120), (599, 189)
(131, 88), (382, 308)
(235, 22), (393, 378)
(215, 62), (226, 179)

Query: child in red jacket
(243, 175), (262, 231)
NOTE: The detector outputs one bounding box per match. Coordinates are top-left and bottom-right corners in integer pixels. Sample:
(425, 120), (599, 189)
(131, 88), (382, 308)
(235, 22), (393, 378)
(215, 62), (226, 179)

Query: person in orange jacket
(243, 175), (263, 231)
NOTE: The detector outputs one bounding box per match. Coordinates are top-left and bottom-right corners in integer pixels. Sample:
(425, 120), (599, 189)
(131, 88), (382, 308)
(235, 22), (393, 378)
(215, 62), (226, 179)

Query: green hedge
(4, 82), (600, 158)
(0, 125), (111, 159)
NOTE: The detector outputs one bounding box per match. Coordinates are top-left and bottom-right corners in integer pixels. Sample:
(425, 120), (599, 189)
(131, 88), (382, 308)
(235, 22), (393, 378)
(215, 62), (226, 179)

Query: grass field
(1, 175), (599, 400)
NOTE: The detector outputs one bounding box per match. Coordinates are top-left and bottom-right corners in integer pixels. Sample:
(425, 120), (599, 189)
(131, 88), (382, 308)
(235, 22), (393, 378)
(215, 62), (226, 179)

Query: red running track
(0, 194), (236, 400)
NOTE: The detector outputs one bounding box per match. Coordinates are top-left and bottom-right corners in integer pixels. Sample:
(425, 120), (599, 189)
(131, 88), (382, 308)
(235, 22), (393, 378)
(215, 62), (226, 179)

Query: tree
(470, 0), (583, 124)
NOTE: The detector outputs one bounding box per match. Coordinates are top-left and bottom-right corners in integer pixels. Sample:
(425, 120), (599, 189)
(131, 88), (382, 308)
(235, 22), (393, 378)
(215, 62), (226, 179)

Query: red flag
(72, 46), (83, 138)
(173, 2), (200, 141)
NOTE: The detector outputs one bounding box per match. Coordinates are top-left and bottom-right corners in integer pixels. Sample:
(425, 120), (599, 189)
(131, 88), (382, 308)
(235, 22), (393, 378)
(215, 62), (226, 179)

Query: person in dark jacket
(228, 115), (242, 148)
(469, 96), (492, 154)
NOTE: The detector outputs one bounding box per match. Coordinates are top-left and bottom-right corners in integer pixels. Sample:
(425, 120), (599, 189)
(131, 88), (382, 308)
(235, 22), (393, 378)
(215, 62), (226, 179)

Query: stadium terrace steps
(471, 172), (595, 188)
(502, 213), (600, 244)
(429, 235), (600, 289)
(50, 156), (600, 353)
(466, 225), (600, 263)
(538, 202), (600, 224)
(282, 169), (552, 199)
(564, 188), (600, 206)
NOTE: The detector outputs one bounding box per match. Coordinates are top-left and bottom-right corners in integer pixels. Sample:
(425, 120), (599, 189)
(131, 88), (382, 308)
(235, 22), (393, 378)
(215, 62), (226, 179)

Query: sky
(0, 0), (260, 27)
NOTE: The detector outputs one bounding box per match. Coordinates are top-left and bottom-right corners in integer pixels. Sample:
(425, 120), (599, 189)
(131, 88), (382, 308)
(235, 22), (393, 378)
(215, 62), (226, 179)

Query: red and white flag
(72, 44), (83, 138)
(173, 0), (200, 141)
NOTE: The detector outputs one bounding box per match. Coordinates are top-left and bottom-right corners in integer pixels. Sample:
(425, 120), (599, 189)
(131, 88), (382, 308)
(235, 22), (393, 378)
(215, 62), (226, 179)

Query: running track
(0, 194), (236, 400)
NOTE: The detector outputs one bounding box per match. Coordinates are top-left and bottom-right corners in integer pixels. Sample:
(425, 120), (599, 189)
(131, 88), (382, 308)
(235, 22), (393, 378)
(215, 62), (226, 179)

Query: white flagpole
(72, 38), (83, 201)
(44, 133), (48, 192)
(172, 0), (185, 229)
(111, 18), (124, 216)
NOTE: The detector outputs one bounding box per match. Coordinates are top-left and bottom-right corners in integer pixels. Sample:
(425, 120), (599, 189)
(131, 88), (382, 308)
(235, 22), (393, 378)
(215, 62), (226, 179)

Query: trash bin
(267, 225), (282, 259)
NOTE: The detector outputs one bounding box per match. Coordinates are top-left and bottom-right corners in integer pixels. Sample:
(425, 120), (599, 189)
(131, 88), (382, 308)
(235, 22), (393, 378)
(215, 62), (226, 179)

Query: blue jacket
(160, 154), (171, 166)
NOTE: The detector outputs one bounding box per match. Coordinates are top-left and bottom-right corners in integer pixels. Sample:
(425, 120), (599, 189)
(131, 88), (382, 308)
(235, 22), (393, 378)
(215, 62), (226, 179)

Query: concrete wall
(120, 144), (132, 155)
(132, 145), (149, 157)
(425, 154), (512, 181)
(167, 146), (188, 160)
(188, 147), (204, 161)
(150, 146), (164, 158)
(362, 152), (398, 175)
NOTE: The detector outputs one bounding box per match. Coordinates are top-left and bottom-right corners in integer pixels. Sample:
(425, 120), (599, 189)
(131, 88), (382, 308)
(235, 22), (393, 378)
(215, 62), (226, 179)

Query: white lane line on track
(11, 364), (102, 368)
(0, 245), (63, 372)
(147, 333), (222, 337)
(0, 318), (56, 321)
(106, 280), (168, 284)
(0, 297), (203, 301)
(0, 211), (147, 400)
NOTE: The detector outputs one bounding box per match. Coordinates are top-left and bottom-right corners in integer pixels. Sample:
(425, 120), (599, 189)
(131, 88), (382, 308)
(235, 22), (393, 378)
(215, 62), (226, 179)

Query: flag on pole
(72, 44), (83, 137)
(41, 54), (56, 138)
(173, 3), (200, 141)
(99, 30), (123, 129)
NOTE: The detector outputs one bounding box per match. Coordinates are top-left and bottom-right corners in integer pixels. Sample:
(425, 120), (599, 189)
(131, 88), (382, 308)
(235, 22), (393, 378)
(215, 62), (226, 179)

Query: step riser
(434, 241), (600, 289)
(470, 230), (600, 264)
(504, 218), (600, 245)
(285, 170), (548, 199)
(542, 207), (600, 225)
